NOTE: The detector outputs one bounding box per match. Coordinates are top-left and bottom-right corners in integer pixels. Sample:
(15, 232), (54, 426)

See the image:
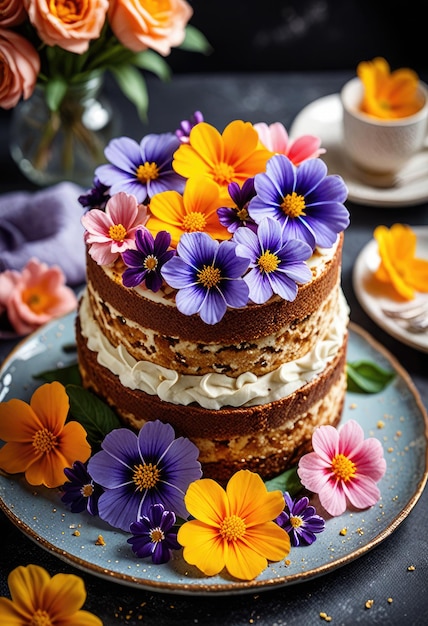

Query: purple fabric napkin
(0, 182), (86, 286)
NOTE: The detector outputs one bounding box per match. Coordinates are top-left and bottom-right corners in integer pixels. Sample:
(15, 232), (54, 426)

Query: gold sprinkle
(387, 447), (394, 453)
(284, 559), (291, 566)
(72, 530), (80, 537)
(396, 430), (402, 437)
(319, 612), (332, 621)
(407, 565), (416, 571)
(365, 600), (374, 609)
(349, 403), (357, 409)
(356, 528), (364, 535)
(95, 534), (106, 546)
(339, 528), (347, 536)
(377, 420), (385, 429)
(387, 597), (393, 604)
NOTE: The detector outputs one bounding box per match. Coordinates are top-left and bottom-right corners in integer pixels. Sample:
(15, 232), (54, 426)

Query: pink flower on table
(254, 122), (325, 166)
(0, 258), (78, 336)
(0, 28), (40, 109)
(81, 192), (149, 266)
(297, 420), (386, 517)
(0, 0), (27, 27)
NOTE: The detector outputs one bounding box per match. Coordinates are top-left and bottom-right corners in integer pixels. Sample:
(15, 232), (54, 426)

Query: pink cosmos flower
(81, 191), (149, 266)
(297, 420), (386, 517)
(0, 258), (78, 336)
(0, 27), (40, 109)
(254, 122), (325, 166)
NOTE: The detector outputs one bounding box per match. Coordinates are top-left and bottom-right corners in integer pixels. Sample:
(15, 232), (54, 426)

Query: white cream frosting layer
(79, 290), (349, 410)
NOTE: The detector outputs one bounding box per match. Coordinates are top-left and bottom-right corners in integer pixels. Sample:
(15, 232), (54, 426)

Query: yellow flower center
(219, 514), (246, 541)
(32, 428), (58, 454)
(197, 265), (222, 289)
(150, 528), (165, 543)
(136, 161), (159, 183)
(22, 289), (55, 315)
(212, 162), (235, 185)
(108, 223), (127, 242)
(331, 453), (356, 482)
(290, 515), (303, 529)
(182, 212), (207, 232)
(236, 207), (249, 222)
(133, 463), (161, 491)
(82, 483), (94, 498)
(30, 609), (53, 626)
(281, 191), (306, 218)
(144, 255), (158, 271)
(258, 250), (279, 273)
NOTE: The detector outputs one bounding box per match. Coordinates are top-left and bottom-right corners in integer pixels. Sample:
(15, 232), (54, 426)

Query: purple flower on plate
(128, 503), (181, 564)
(233, 217), (312, 304)
(95, 133), (186, 204)
(161, 231), (250, 325)
(60, 461), (102, 516)
(248, 154), (349, 249)
(121, 228), (175, 291)
(217, 178), (257, 233)
(78, 176), (110, 211)
(175, 110), (204, 143)
(275, 492), (325, 547)
(87, 420), (201, 532)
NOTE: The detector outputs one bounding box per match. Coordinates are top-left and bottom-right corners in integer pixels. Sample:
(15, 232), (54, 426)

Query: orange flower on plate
(374, 223), (428, 300)
(0, 382), (91, 488)
(357, 57), (424, 119)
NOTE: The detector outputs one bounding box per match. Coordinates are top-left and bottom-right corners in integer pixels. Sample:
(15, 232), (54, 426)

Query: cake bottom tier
(76, 317), (348, 483)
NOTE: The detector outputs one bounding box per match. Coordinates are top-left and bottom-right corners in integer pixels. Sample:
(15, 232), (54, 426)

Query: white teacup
(340, 77), (428, 175)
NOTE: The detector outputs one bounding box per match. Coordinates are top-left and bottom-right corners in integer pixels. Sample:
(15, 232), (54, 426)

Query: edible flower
(233, 217), (313, 304)
(177, 469), (291, 581)
(0, 564), (102, 625)
(248, 155), (349, 250)
(61, 460), (102, 516)
(128, 503), (181, 564)
(81, 191), (149, 266)
(95, 133), (186, 204)
(373, 223), (428, 300)
(297, 420), (386, 517)
(161, 231), (250, 324)
(357, 57), (424, 119)
(172, 120), (273, 203)
(0, 382), (91, 489)
(254, 121), (326, 165)
(87, 420), (201, 532)
(122, 229), (175, 291)
(275, 492), (325, 547)
(175, 110), (204, 143)
(217, 179), (258, 233)
(0, 257), (78, 336)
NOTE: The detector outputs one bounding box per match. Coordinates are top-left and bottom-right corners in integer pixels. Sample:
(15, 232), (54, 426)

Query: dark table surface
(1, 71), (428, 625)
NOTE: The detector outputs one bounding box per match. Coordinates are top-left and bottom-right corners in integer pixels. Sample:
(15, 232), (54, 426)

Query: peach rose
(24, 0), (109, 54)
(108, 0), (193, 55)
(0, 0), (27, 27)
(0, 28), (40, 109)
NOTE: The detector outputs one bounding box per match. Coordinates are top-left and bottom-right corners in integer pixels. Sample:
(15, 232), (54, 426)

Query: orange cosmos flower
(0, 382), (91, 488)
(177, 470), (291, 581)
(357, 57), (424, 119)
(147, 176), (230, 247)
(172, 120), (274, 204)
(374, 223), (428, 300)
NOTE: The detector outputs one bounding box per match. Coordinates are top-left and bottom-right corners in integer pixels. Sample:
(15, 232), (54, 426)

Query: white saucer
(289, 94), (428, 207)
(353, 226), (428, 352)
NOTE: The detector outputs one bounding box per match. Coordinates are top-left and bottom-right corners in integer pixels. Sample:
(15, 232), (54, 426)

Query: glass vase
(9, 74), (119, 188)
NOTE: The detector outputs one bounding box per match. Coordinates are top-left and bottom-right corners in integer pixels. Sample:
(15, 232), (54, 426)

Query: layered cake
(76, 117), (350, 482)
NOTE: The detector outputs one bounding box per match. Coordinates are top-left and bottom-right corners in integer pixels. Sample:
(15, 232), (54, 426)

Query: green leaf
(264, 466), (302, 496)
(65, 384), (122, 450)
(34, 363), (82, 387)
(133, 50), (172, 81)
(109, 64), (149, 121)
(45, 77), (68, 111)
(180, 25), (213, 55)
(347, 360), (395, 394)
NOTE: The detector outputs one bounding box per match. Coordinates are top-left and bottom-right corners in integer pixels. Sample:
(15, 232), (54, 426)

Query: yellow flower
(0, 564), (102, 625)
(0, 382), (91, 488)
(357, 57), (424, 119)
(147, 176), (230, 247)
(177, 470), (291, 581)
(172, 120), (273, 203)
(374, 223), (428, 299)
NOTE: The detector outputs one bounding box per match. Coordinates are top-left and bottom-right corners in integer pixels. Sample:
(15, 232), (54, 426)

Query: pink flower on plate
(81, 191), (149, 266)
(297, 420), (386, 517)
(0, 258), (78, 336)
(254, 122), (325, 166)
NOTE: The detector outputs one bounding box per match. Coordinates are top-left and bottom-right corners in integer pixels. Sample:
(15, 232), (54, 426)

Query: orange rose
(108, 0), (193, 55)
(0, 28), (40, 109)
(24, 0), (109, 54)
(0, 0), (27, 27)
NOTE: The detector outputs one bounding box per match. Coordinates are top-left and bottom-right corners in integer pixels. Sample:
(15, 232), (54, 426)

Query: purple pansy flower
(78, 176), (110, 212)
(233, 217), (312, 304)
(275, 492), (325, 547)
(217, 178), (257, 233)
(60, 461), (102, 516)
(161, 231), (250, 325)
(175, 110), (204, 143)
(248, 154), (349, 249)
(121, 229), (175, 291)
(87, 420), (201, 532)
(95, 133), (186, 204)
(128, 503), (181, 564)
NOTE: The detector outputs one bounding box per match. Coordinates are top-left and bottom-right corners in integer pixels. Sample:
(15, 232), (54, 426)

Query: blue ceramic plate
(0, 314), (427, 596)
